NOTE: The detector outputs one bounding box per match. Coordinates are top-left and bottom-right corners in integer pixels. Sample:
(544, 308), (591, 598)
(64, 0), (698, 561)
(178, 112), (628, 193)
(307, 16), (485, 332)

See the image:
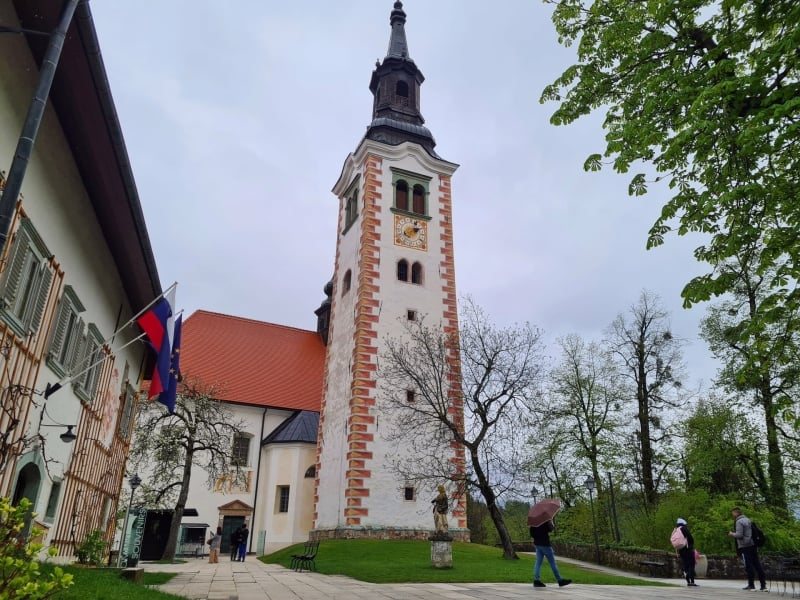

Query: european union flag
(159, 314), (182, 413)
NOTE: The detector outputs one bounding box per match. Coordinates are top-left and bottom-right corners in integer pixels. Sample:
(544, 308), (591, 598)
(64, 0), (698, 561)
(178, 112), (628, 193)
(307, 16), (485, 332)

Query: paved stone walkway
(140, 554), (771, 600)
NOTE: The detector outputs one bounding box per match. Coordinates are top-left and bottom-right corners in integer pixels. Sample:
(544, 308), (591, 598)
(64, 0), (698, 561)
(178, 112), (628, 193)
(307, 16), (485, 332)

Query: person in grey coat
(727, 507), (766, 591)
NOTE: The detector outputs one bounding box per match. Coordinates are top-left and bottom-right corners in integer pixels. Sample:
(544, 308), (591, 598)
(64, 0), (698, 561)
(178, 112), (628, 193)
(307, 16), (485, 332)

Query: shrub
(75, 528), (107, 566)
(0, 496), (73, 599)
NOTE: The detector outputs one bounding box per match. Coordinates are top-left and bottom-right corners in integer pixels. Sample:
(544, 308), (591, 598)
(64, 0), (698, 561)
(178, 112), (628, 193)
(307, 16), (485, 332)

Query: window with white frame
(46, 285), (86, 377)
(0, 218), (54, 338)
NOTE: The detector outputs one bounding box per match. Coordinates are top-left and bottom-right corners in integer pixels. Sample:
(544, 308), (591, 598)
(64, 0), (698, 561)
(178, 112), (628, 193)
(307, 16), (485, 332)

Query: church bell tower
(314, 2), (467, 540)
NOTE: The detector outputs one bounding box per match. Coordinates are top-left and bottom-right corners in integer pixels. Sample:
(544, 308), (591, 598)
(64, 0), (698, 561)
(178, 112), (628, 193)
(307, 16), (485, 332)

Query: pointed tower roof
(386, 1), (413, 61)
(364, 2), (440, 158)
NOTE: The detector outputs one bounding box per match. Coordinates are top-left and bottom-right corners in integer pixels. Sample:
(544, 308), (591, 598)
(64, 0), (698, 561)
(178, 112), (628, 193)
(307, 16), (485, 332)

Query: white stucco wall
(0, 0), (149, 548)
(317, 139), (459, 533)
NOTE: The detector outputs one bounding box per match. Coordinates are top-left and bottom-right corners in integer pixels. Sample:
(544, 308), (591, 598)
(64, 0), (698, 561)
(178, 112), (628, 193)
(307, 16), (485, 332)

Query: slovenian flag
(136, 290), (177, 411)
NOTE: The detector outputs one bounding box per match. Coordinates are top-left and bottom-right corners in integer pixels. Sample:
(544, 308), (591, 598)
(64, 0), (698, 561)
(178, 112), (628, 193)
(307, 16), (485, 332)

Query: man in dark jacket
(674, 518), (697, 586)
(530, 520), (571, 588)
(230, 527), (242, 561)
(728, 507), (767, 591)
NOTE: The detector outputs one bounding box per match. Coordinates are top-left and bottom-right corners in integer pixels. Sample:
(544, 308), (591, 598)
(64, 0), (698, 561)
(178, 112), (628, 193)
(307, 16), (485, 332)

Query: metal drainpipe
(248, 407), (267, 554)
(0, 0), (82, 249)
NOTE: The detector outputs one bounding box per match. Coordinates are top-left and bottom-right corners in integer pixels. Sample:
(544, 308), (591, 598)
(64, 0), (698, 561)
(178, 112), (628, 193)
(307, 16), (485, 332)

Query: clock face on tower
(394, 215), (428, 251)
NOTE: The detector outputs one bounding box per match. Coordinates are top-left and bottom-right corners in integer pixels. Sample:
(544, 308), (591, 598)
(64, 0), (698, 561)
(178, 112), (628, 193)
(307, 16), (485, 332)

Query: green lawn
(45, 565), (181, 600)
(262, 539), (669, 585)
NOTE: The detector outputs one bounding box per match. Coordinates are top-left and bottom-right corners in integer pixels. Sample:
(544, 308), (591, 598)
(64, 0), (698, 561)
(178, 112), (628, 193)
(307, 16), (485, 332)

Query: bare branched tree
(379, 297), (547, 559)
(605, 290), (685, 508)
(128, 375), (247, 561)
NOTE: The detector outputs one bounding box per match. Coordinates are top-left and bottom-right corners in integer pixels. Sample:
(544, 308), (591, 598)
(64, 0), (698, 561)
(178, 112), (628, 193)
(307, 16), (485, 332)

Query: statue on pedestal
(431, 485), (449, 534)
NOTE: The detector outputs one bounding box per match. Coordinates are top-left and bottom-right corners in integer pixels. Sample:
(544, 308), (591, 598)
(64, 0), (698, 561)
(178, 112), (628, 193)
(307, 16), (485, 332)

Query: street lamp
(117, 473), (142, 568)
(606, 471), (621, 543)
(584, 475), (601, 564)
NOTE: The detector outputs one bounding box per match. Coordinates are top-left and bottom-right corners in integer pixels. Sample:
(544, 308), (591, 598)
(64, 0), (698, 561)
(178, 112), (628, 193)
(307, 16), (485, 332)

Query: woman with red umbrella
(529, 499), (571, 588)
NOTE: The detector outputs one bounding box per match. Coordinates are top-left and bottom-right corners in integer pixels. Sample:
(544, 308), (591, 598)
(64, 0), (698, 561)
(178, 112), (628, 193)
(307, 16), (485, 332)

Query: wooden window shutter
(1, 226), (31, 310)
(26, 261), (53, 333)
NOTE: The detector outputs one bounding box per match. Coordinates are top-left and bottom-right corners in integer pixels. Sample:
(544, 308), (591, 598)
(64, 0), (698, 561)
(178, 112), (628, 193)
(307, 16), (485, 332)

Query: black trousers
(678, 547), (696, 583)
(741, 545), (766, 587)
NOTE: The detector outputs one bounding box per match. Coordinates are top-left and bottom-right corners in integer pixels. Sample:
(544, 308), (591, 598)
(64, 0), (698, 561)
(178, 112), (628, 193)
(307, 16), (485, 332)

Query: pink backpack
(670, 526), (688, 549)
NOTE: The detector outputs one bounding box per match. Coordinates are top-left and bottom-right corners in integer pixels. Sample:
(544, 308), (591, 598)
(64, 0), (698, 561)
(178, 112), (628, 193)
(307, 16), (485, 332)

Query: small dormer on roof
(365, 2), (439, 158)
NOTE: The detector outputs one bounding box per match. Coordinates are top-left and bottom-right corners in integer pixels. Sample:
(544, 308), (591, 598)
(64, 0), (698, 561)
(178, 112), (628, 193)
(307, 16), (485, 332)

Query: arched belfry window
(391, 168), (431, 218)
(395, 180), (409, 211)
(412, 185), (425, 215)
(396, 80), (409, 98)
(411, 262), (422, 285)
(397, 259), (409, 282)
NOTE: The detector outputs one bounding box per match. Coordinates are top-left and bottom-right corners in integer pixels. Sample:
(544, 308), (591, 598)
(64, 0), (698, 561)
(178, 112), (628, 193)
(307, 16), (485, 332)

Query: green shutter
(27, 261), (53, 334)
(48, 299), (71, 363)
(1, 227), (31, 310)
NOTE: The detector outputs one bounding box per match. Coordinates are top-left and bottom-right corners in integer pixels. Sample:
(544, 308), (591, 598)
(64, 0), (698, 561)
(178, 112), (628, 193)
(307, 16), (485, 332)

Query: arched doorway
(12, 462), (42, 535)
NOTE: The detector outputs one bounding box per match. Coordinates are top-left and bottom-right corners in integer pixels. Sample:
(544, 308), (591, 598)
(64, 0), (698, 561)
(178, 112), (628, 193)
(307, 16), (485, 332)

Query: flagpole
(58, 282), (177, 383)
(43, 307), (184, 399)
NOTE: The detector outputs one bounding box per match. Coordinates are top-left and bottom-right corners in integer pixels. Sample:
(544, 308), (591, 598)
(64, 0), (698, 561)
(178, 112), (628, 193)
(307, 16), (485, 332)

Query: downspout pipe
(249, 407), (267, 554)
(0, 0), (82, 249)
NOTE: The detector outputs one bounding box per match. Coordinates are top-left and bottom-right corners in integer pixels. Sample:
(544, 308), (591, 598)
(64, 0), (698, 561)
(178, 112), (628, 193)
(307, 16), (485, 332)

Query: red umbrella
(527, 498), (562, 527)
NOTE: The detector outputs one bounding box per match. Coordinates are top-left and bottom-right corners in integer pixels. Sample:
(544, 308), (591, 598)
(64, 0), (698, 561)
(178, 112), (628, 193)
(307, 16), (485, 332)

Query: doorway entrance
(221, 515), (244, 556)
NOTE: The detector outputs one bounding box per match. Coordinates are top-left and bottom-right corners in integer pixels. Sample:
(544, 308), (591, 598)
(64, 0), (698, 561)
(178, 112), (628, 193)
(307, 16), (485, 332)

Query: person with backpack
(671, 518), (697, 586)
(728, 507), (767, 591)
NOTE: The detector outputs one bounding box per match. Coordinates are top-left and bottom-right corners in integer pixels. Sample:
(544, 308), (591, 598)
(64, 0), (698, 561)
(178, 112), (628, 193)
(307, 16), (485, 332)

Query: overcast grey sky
(89, 1), (719, 390)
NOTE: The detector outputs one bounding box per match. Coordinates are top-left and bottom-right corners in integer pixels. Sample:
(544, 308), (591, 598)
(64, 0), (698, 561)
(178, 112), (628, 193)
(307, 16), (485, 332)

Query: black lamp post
(584, 475), (601, 564)
(117, 473), (142, 568)
(607, 471), (621, 543)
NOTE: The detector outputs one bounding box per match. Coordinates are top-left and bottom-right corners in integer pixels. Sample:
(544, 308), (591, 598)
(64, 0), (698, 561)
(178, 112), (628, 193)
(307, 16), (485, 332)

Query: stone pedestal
(120, 567), (144, 584)
(430, 538), (453, 569)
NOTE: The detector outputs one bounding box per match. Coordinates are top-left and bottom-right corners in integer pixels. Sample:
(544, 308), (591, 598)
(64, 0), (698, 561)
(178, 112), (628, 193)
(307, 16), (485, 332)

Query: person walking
(207, 526), (222, 564)
(728, 507), (767, 591)
(530, 519), (571, 589)
(673, 518), (697, 586)
(230, 526), (242, 561)
(237, 524), (249, 562)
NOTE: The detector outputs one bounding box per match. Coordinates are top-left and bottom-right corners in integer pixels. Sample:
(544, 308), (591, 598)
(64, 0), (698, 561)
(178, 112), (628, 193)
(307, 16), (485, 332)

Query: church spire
(365, 2), (440, 158)
(386, 1), (411, 60)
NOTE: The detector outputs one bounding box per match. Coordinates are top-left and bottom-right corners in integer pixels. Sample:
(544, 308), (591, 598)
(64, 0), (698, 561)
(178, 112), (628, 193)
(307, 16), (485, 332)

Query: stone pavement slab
(140, 555), (765, 600)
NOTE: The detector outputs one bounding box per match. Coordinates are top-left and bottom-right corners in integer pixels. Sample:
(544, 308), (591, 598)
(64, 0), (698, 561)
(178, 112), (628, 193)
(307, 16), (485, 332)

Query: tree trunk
(470, 448), (517, 559)
(760, 380), (787, 511)
(635, 337), (657, 508)
(161, 448), (195, 561)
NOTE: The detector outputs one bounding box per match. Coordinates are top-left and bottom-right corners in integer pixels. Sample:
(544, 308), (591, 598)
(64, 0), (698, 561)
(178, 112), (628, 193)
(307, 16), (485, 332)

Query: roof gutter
(73, 1), (160, 298)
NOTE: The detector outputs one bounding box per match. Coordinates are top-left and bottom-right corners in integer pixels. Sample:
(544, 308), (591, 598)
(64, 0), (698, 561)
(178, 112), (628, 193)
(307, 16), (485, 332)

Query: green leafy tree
(129, 377), (247, 561)
(0, 497), (73, 599)
(699, 254), (798, 510)
(541, 0), (800, 426)
(681, 395), (762, 498)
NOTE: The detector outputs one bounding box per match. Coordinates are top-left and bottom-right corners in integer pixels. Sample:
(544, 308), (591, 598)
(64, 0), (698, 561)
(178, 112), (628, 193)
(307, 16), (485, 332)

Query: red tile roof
(180, 310), (325, 411)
